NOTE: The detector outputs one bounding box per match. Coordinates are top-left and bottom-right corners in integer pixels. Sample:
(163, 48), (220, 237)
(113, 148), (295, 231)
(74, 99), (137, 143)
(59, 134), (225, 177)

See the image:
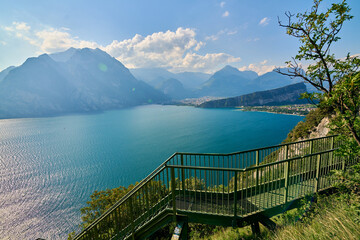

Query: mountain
(196, 66), (303, 98)
(130, 68), (210, 89)
(237, 70), (258, 80)
(155, 78), (191, 100)
(0, 48), (167, 119)
(49, 47), (77, 62)
(130, 65), (302, 99)
(130, 68), (174, 86)
(254, 69), (300, 90)
(0, 66), (16, 82)
(172, 72), (211, 89)
(197, 65), (259, 97)
(199, 82), (308, 108)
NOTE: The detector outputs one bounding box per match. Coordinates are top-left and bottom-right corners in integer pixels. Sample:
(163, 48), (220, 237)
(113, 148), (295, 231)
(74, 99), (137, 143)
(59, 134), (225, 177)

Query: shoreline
(247, 110), (306, 117)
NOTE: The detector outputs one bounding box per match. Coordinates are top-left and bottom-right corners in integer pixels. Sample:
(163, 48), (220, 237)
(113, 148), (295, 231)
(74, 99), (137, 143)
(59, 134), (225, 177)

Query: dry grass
(270, 200), (360, 240)
(192, 196), (360, 240)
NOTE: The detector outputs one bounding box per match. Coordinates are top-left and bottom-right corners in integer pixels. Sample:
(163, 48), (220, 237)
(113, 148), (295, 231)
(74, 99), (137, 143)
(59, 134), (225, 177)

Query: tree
(79, 184), (136, 228)
(276, 0), (360, 145)
(328, 72), (360, 148)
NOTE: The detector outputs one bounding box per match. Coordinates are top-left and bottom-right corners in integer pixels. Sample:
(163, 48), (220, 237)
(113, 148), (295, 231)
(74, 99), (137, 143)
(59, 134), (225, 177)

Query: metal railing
(73, 135), (352, 240)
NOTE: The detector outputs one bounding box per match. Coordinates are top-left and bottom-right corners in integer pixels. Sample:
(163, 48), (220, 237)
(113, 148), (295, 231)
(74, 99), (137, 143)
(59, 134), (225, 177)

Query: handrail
(75, 155), (174, 239)
(73, 135), (340, 240)
(166, 147), (338, 172)
(175, 135), (335, 156)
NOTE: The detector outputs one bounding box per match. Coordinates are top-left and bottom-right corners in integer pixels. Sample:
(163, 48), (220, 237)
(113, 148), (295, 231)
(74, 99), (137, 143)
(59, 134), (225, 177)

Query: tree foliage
(80, 184), (136, 228)
(277, 0), (360, 146)
(327, 72), (360, 147)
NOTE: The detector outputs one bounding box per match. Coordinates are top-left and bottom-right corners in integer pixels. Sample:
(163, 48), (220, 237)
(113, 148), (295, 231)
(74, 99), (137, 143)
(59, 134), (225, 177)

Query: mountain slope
(197, 65), (259, 97)
(0, 48), (167, 118)
(173, 71), (211, 89)
(0, 66), (16, 82)
(199, 82), (308, 108)
(155, 78), (191, 100)
(254, 70), (300, 90)
(49, 47), (77, 62)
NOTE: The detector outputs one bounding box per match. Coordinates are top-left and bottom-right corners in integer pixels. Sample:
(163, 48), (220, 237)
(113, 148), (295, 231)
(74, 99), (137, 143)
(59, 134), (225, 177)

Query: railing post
(234, 171), (238, 218)
(329, 136), (335, 167)
(170, 167), (177, 222)
(309, 139), (314, 154)
(283, 162), (290, 204)
(342, 155), (348, 171)
(315, 154), (321, 192)
(181, 154), (186, 192)
(255, 150), (259, 188)
(145, 183), (150, 217)
(283, 145), (289, 205)
(129, 197), (135, 240)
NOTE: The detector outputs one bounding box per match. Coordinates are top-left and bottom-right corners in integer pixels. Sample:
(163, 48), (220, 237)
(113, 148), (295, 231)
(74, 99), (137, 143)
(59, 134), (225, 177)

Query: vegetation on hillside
(283, 106), (330, 142)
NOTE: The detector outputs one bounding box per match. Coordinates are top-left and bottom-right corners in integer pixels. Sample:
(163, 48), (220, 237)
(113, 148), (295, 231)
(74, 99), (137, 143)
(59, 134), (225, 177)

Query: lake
(0, 105), (304, 239)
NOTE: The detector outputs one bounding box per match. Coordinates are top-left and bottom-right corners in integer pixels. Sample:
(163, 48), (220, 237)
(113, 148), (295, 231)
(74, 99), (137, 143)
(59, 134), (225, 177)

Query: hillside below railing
(73, 135), (355, 240)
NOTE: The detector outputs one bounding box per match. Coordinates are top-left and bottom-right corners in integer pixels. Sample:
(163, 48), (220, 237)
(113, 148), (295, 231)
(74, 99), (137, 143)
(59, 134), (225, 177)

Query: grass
(191, 194), (360, 240)
(191, 225), (267, 240)
(270, 196), (360, 240)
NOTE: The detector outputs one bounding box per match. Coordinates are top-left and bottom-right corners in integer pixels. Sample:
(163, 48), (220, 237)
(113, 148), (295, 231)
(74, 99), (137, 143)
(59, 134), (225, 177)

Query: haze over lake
(0, 105), (304, 239)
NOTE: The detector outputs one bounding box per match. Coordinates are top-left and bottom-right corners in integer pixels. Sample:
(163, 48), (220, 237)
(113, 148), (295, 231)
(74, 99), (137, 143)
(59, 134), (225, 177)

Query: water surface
(0, 105), (304, 239)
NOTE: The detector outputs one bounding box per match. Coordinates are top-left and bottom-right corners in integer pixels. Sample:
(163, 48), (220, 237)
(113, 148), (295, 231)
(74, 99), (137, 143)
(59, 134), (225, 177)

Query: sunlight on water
(0, 105), (303, 239)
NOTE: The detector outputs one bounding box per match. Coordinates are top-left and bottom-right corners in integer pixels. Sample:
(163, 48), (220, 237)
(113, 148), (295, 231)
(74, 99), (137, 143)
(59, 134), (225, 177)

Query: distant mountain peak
(219, 65), (240, 74)
(50, 47), (77, 62)
(22, 53), (54, 67)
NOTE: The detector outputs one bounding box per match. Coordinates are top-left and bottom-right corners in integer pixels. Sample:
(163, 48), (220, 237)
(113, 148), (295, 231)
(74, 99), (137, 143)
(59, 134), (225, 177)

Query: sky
(0, 0), (359, 74)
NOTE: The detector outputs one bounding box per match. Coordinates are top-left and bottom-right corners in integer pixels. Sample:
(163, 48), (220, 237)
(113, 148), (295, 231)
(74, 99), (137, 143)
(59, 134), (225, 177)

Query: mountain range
(0, 48), (167, 118)
(130, 68), (211, 89)
(0, 47), (308, 119)
(131, 65), (302, 99)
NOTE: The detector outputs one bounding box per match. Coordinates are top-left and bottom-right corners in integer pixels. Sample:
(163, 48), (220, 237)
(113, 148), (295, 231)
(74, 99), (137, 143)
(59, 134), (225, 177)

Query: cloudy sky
(0, 0), (359, 74)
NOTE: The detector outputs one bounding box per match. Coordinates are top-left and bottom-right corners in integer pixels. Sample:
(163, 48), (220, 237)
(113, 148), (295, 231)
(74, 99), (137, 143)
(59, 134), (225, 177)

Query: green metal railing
(73, 135), (355, 240)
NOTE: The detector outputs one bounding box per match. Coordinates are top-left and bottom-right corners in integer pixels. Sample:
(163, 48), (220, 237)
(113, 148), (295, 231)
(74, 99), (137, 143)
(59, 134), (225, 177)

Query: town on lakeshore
(240, 104), (316, 116)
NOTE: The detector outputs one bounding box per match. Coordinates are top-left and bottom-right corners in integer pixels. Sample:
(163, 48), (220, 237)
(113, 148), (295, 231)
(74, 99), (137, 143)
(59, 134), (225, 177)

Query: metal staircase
(73, 135), (355, 240)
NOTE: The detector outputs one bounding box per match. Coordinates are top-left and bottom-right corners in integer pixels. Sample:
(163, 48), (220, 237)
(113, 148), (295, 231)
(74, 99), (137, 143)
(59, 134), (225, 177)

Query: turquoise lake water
(0, 105), (304, 239)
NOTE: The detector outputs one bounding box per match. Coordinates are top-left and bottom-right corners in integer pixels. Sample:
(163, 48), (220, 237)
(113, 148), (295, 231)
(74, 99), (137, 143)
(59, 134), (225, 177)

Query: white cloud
(222, 11), (230, 17)
(259, 17), (270, 26)
(205, 29), (237, 41)
(2, 22), (98, 53)
(227, 30), (237, 35)
(180, 52), (240, 72)
(103, 27), (240, 72)
(3, 22), (30, 32)
(239, 60), (276, 75)
(3, 26), (14, 32)
(246, 37), (260, 42)
(205, 35), (219, 41)
(0, 41), (6, 46)
(220, 1), (226, 8)
(35, 29), (99, 52)
(13, 22), (31, 31)
(2, 22), (241, 73)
